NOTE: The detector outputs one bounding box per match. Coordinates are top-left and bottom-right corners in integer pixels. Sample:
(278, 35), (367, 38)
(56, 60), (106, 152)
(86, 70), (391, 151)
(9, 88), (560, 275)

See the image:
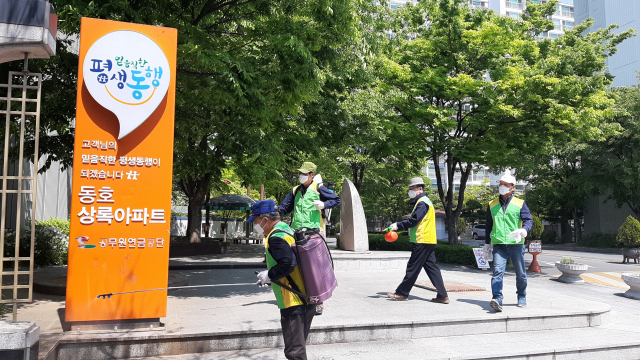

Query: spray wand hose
(96, 282), (261, 299)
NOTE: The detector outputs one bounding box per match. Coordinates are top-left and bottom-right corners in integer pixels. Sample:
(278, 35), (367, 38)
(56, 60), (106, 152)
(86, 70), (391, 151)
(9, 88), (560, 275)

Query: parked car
(472, 224), (486, 240)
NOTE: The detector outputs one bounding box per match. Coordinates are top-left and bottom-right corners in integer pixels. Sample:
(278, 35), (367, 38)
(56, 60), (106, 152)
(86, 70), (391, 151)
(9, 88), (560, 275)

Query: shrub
(581, 232), (621, 248)
(540, 229), (557, 244)
(369, 233), (412, 251)
(434, 243), (477, 266)
(4, 221), (69, 268)
(368, 234), (477, 265)
(560, 258), (575, 264)
(617, 216), (640, 248)
(39, 217), (70, 237)
(526, 215), (543, 241)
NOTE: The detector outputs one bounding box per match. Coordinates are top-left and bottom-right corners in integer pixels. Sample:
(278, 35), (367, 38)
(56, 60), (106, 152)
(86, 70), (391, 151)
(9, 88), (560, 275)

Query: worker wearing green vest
(483, 172), (533, 312)
(279, 162), (341, 231)
(386, 177), (449, 303)
(251, 200), (315, 360)
(279, 161), (341, 315)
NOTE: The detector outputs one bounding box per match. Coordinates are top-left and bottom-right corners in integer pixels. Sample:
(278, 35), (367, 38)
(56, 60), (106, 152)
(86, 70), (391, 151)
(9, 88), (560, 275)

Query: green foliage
(38, 217), (70, 237)
(526, 215), (543, 240)
(367, 234), (476, 265)
(377, 0), (634, 243)
(3, 221), (69, 268)
(0, 294), (6, 318)
(0, 38), (79, 173)
(585, 85), (640, 220)
(456, 217), (467, 236)
(581, 232), (621, 248)
(617, 216), (640, 248)
(540, 229), (558, 244)
(560, 258), (575, 264)
(369, 233), (413, 251)
(435, 243), (478, 266)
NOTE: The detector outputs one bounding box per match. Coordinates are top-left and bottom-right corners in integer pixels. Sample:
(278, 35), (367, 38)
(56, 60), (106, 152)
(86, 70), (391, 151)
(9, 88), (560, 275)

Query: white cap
(499, 171), (516, 185)
(313, 174), (323, 185)
(408, 177), (425, 188)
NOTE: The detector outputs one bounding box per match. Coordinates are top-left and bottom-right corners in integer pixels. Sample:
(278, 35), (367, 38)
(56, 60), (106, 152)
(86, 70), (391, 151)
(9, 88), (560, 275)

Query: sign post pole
(528, 240), (542, 273)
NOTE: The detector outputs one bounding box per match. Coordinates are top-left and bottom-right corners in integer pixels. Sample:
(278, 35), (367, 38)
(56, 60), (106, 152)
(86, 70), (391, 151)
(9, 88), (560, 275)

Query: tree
(56, 0), (368, 242)
(0, 38), (78, 173)
(378, 0), (634, 243)
(518, 141), (594, 243)
(585, 85), (640, 220)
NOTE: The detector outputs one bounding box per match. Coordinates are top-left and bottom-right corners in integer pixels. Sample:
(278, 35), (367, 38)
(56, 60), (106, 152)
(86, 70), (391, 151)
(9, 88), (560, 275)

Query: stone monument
(339, 178), (369, 252)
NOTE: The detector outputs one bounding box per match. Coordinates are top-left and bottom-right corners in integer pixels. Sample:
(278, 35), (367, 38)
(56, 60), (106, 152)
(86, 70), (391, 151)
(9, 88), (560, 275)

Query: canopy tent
(202, 194), (255, 211)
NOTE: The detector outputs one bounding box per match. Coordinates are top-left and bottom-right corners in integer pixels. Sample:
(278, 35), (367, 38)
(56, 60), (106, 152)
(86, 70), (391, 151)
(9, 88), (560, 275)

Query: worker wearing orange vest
(386, 177), (449, 303)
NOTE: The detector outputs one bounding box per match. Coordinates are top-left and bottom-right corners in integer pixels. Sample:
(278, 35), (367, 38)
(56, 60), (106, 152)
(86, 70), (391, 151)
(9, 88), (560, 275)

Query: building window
(506, 12), (521, 19)
(506, 0), (523, 9)
(390, 2), (399, 9)
(454, 184), (461, 191)
(550, 33), (558, 39)
(561, 5), (573, 17)
(431, 184), (438, 189)
(553, 19), (561, 30)
(516, 185), (524, 190)
(563, 20), (573, 31)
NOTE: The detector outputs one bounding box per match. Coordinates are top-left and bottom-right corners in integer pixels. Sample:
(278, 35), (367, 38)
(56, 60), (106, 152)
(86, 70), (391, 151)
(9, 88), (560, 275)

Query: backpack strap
(267, 229), (308, 304)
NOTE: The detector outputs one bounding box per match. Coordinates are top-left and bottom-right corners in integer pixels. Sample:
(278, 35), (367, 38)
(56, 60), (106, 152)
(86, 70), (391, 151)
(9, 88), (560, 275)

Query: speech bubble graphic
(83, 30), (171, 140)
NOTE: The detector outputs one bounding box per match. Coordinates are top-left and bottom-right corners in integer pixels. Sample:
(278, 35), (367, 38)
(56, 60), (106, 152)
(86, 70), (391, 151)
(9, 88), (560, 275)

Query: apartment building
(574, 0), (640, 87)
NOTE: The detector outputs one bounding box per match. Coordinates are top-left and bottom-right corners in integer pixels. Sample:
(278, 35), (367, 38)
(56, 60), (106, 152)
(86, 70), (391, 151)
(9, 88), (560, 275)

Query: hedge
(368, 234), (477, 266)
(581, 232), (621, 248)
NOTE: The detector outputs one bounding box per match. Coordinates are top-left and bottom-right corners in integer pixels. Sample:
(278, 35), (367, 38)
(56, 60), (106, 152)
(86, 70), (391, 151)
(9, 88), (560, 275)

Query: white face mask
(408, 190), (417, 199)
(253, 217), (266, 236)
(299, 174), (309, 184)
(499, 185), (512, 195)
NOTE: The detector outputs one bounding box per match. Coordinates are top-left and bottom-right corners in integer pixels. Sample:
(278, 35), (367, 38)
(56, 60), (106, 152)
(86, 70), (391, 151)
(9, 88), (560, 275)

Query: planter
(621, 273), (640, 300)
(622, 248), (640, 264)
(555, 262), (588, 284)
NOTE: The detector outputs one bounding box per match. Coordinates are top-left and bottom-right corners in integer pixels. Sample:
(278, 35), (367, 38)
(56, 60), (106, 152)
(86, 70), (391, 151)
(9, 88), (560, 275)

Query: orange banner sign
(65, 18), (177, 322)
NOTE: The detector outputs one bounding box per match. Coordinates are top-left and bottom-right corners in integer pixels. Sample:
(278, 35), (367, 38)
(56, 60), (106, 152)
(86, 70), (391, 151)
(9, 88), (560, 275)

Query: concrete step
(40, 295), (609, 360)
(127, 326), (640, 360)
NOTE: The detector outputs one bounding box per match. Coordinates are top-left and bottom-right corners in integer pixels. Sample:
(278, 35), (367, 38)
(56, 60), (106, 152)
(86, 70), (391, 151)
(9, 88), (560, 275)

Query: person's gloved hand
(256, 270), (270, 287)
(388, 223), (398, 231)
(483, 244), (493, 262)
(508, 228), (528, 243)
(312, 200), (325, 210)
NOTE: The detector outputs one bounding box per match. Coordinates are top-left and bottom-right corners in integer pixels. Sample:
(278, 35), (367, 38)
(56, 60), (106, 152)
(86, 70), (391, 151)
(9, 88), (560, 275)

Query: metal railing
(505, 2), (524, 9)
(0, 69), (41, 322)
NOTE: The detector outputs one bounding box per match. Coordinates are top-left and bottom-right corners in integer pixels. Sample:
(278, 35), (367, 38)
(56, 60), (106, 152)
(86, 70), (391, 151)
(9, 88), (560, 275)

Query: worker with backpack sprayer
(279, 161), (341, 315)
(251, 199), (337, 360)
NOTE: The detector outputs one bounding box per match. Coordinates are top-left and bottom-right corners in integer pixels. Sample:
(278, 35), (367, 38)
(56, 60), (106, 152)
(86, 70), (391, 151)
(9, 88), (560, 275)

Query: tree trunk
(204, 193), (211, 238)
(179, 174), (213, 243)
(573, 209), (582, 244)
(560, 220), (572, 243)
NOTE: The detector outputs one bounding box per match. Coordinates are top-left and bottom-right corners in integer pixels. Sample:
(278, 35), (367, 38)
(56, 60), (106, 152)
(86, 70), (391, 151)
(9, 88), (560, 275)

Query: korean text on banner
(65, 18), (177, 322)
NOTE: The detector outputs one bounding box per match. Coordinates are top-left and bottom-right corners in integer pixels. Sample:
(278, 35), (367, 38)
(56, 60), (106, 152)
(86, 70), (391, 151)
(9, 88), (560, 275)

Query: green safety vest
(265, 221), (307, 309)
(409, 196), (437, 244)
(489, 197), (525, 245)
(290, 182), (323, 230)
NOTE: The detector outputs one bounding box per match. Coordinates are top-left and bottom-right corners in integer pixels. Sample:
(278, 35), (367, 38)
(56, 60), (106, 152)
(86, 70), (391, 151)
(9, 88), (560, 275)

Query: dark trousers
(396, 243), (448, 298)
(280, 303), (316, 360)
